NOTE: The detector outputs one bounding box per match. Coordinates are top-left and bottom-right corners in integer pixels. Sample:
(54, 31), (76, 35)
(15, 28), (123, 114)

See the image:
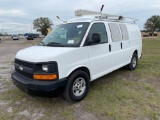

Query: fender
(66, 65), (91, 79)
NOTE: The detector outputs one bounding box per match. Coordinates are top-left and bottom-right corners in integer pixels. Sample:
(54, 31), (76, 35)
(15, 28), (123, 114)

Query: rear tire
(127, 53), (138, 70)
(63, 70), (90, 102)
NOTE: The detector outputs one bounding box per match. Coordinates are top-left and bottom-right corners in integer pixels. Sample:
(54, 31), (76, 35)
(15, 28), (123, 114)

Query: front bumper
(11, 72), (67, 94)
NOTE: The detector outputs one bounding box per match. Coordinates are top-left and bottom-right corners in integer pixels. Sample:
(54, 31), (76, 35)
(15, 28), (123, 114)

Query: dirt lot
(0, 38), (160, 120)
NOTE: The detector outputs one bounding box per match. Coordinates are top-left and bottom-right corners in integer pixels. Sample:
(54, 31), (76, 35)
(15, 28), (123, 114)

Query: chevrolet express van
(11, 11), (142, 102)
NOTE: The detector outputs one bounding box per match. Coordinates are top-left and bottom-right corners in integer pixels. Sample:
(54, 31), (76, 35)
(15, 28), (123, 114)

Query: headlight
(42, 65), (48, 72)
(34, 62), (59, 80)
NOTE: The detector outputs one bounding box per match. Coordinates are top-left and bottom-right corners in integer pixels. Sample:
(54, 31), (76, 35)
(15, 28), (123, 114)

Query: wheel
(127, 53), (138, 70)
(63, 70), (90, 102)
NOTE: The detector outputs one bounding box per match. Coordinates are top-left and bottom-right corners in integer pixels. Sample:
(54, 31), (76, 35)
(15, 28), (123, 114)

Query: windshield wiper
(47, 42), (64, 47)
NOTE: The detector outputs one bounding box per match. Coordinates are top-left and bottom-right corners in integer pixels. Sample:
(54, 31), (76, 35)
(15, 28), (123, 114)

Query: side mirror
(89, 33), (101, 45)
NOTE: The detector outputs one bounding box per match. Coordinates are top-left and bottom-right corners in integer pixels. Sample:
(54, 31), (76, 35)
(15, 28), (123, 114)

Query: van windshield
(41, 22), (89, 47)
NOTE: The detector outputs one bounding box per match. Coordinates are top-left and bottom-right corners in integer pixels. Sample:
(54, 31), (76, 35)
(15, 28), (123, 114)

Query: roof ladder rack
(75, 9), (138, 23)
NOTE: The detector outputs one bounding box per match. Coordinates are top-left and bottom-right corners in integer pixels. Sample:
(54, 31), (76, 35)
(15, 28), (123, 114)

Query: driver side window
(88, 23), (108, 44)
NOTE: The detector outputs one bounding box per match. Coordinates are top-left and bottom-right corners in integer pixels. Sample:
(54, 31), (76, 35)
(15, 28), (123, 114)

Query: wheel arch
(134, 50), (138, 56)
(129, 49), (138, 62)
(66, 66), (91, 80)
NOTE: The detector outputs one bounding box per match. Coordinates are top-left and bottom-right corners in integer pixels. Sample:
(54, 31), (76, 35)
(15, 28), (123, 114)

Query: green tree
(144, 15), (160, 34)
(33, 17), (53, 36)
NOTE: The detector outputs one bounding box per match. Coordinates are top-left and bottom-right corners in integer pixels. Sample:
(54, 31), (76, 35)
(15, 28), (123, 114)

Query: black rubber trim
(11, 72), (67, 92)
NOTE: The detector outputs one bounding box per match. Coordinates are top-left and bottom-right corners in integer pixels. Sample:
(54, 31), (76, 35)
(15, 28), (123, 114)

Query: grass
(0, 38), (160, 120)
(84, 38), (160, 120)
(0, 67), (7, 69)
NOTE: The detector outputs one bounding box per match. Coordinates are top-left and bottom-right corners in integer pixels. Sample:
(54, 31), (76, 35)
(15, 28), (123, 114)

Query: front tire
(63, 70), (90, 102)
(127, 53), (138, 70)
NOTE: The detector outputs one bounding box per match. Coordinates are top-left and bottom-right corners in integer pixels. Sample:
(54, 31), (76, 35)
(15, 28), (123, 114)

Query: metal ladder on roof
(75, 5), (139, 23)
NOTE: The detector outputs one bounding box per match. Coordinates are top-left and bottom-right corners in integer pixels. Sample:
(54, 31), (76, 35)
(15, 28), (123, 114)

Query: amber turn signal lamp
(34, 74), (57, 80)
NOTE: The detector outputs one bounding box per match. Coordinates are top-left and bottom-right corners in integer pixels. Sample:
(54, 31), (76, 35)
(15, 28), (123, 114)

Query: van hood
(16, 46), (76, 63)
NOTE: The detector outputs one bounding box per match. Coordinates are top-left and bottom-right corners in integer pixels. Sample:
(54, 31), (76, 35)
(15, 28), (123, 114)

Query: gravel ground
(0, 39), (46, 120)
(0, 38), (41, 80)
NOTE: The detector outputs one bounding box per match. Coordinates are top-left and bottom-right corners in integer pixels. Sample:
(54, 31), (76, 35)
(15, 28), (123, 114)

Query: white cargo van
(11, 10), (142, 102)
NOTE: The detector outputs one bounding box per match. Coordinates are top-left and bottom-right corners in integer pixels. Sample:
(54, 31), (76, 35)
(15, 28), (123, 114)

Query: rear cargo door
(108, 23), (124, 67)
(119, 24), (130, 63)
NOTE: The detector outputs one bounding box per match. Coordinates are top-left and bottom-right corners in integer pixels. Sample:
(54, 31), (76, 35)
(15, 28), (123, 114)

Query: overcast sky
(0, 0), (160, 34)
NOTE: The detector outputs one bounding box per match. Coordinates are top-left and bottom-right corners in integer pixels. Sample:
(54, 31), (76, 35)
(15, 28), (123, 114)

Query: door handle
(121, 42), (122, 49)
(109, 44), (111, 52)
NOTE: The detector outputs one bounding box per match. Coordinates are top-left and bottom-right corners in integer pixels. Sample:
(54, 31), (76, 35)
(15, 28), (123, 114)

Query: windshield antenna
(56, 16), (67, 23)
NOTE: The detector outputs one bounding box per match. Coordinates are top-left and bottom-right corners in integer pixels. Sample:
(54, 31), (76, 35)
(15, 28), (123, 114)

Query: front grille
(16, 68), (33, 79)
(15, 59), (34, 79)
(15, 59), (34, 69)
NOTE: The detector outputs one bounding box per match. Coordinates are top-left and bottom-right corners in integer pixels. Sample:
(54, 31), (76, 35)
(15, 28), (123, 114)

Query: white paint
(15, 17), (142, 81)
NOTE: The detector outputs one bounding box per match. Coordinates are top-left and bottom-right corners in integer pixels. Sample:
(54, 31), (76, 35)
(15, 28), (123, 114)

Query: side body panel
(86, 22), (142, 81)
(126, 24), (142, 59)
(49, 47), (90, 79)
(54, 22), (142, 81)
